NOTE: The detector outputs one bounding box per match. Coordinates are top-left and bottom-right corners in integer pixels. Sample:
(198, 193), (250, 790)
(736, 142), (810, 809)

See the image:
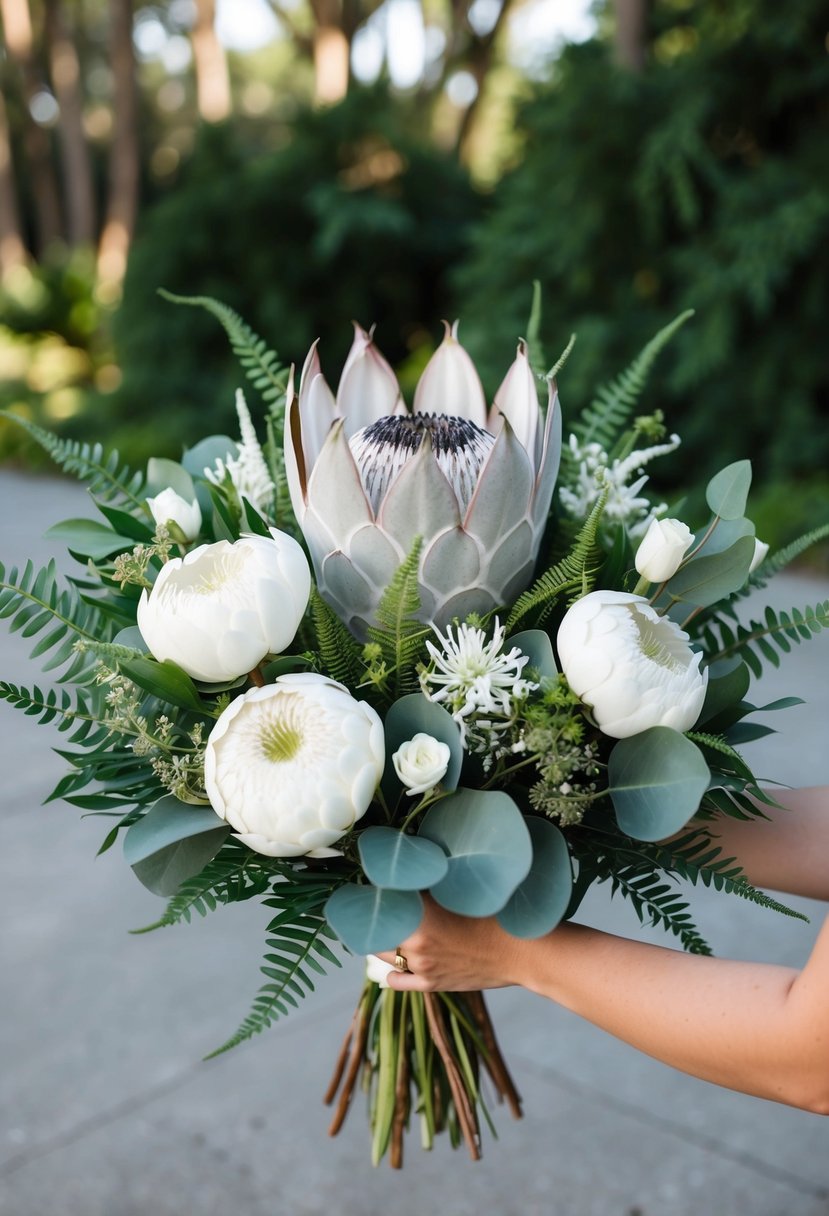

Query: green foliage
(506, 489), (608, 630)
(0, 680), (108, 746)
(698, 600), (829, 676)
(366, 538), (429, 701)
(133, 843), (275, 931)
(310, 586), (367, 690)
(0, 558), (107, 683)
(748, 522), (829, 588)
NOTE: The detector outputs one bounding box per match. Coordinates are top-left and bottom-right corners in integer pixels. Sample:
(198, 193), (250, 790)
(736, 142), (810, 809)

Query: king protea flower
(285, 322), (562, 636)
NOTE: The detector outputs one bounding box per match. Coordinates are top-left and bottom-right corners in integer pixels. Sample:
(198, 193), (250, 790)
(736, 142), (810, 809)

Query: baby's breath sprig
(112, 527), (174, 589)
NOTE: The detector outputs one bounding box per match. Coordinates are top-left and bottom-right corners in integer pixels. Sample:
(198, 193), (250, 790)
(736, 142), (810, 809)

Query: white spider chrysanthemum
(560, 433), (681, 538)
(421, 619), (537, 748)
(205, 388), (275, 512)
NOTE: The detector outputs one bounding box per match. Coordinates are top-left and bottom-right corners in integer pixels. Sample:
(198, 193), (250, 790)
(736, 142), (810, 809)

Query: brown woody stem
(424, 993), (481, 1161)
(327, 994), (371, 1137)
(467, 992), (523, 1119)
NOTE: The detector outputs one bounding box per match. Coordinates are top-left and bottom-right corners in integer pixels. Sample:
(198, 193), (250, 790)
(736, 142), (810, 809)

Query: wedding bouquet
(2, 294), (828, 1168)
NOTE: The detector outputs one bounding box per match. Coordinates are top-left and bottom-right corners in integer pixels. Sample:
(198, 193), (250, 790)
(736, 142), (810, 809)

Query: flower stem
(423, 993), (481, 1161)
(248, 666), (266, 688)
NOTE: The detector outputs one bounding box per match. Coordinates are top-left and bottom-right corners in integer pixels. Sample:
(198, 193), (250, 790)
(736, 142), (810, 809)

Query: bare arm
(382, 786), (829, 1112)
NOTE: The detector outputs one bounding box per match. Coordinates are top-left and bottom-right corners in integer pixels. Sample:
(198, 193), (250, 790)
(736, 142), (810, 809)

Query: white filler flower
(634, 516), (693, 583)
(137, 530), (310, 682)
(204, 673), (385, 857)
(557, 590), (708, 739)
(146, 487), (202, 542)
(392, 732), (451, 795)
(422, 619), (536, 744)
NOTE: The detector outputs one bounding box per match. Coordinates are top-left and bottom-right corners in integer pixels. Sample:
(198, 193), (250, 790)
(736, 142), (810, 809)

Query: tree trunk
(0, 84), (28, 275)
(44, 0), (96, 246)
(0, 0), (63, 254)
(97, 0), (139, 293)
(191, 0), (232, 123)
(614, 0), (648, 72)
(309, 0), (350, 105)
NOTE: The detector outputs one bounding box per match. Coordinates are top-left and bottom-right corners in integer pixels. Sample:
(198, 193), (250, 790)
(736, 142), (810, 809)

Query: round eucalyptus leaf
(692, 516), (754, 557)
(663, 535), (755, 608)
(182, 435), (239, 480)
(358, 826), (449, 890)
(325, 883), (423, 954)
(497, 817), (573, 939)
(705, 460), (752, 520)
(124, 796), (227, 865)
(418, 788), (532, 916)
(112, 625), (150, 655)
(506, 629), (558, 679)
(608, 728), (710, 842)
(382, 693), (463, 797)
(146, 456), (196, 501)
(131, 829), (229, 897)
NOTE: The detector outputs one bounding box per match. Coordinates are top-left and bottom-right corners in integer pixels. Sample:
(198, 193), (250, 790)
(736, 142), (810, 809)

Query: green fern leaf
(506, 487), (608, 630)
(0, 559), (109, 682)
(749, 522), (829, 588)
(574, 310), (694, 452)
(701, 600), (829, 674)
(0, 413), (144, 508)
(366, 538), (430, 699)
(310, 587), (366, 690)
(0, 680), (109, 744)
(132, 844), (274, 931)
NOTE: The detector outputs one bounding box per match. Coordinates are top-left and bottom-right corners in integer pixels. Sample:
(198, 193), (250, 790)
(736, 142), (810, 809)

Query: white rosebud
(557, 590), (708, 739)
(392, 732), (451, 796)
(366, 954), (394, 987)
(204, 673), (385, 857)
(749, 538), (769, 573)
(137, 529), (310, 682)
(146, 488), (202, 542)
(634, 517), (693, 584)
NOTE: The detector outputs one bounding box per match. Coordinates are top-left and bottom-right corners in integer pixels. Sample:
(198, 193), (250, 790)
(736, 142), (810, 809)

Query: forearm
(514, 918), (829, 1111)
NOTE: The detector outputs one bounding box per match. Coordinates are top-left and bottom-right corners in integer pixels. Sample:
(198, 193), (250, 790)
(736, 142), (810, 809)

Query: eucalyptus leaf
(118, 656), (206, 712)
(358, 826), (449, 891)
(112, 625), (150, 654)
(506, 629), (558, 678)
(419, 788), (532, 916)
(324, 883), (423, 954)
(382, 694), (463, 797)
(705, 460), (752, 520)
(692, 516), (754, 557)
(663, 535), (755, 607)
(182, 435), (239, 480)
(697, 658), (751, 726)
(609, 727), (710, 842)
(131, 829), (229, 896)
(146, 457), (196, 501)
(124, 797), (227, 865)
(46, 518), (135, 559)
(497, 817), (572, 938)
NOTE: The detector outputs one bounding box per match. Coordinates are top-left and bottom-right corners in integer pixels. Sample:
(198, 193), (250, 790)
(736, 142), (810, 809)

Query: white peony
(392, 732), (451, 796)
(137, 530), (310, 682)
(146, 487), (202, 542)
(557, 590), (708, 739)
(204, 673), (385, 857)
(634, 516), (693, 584)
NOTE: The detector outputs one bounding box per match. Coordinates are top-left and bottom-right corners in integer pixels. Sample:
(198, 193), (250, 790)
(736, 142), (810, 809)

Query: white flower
(137, 530), (310, 682)
(366, 954), (394, 987)
(560, 433), (681, 537)
(204, 673), (385, 857)
(749, 538), (769, 573)
(205, 388), (275, 512)
(557, 590), (708, 739)
(392, 732), (451, 796)
(421, 619), (537, 747)
(634, 517), (694, 583)
(146, 487), (202, 541)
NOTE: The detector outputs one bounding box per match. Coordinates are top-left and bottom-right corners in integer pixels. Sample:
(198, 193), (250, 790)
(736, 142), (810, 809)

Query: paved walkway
(1, 469), (828, 1216)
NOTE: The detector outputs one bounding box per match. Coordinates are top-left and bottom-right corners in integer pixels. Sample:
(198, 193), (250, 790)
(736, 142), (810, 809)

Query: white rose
(392, 732), (451, 796)
(557, 590), (708, 739)
(146, 488), (202, 542)
(749, 538), (769, 573)
(365, 954), (394, 988)
(204, 674), (385, 857)
(137, 529), (310, 682)
(634, 517), (693, 584)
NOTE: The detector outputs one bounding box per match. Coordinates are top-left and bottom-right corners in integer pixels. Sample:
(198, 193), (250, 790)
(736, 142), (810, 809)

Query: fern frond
(573, 310), (694, 452)
(605, 863), (711, 954)
(506, 487), (608, 630)
(0, 680), (108, 744)
(748, 522), (829, 588)
(310, 586), (366, 689)
(1, 412), (144, 508)
(699, 600), (829, 677)
(0, 559), (109, 682)
(158, 291), (288, 406)
(685, 731), (746, 766)
(366, 538), (429, 699)
(133, 844), (274, 931)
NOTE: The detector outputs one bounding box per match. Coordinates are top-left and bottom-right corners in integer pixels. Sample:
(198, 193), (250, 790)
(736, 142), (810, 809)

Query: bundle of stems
(325, 983), (522, 1167)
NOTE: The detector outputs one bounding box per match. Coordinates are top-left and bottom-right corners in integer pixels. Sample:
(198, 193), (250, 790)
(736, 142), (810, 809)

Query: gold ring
(393, 950), (409, 973)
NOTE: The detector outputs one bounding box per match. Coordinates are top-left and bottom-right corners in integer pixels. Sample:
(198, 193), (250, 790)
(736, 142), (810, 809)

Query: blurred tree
(0, 84), (27, 274)
(191, 0), (232, 121)
(44, 0), (96, 245)
(613, 0), (647, 71)
(97, 0), (140, 293)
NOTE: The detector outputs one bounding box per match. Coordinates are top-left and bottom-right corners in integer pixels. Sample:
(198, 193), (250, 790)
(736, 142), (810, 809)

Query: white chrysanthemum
(205, 388), (275, 512)
(560, 433), (681, 538)
(557, 590), (708, 739)
(204, 673), (385, 857)
(421, 619), (537, 747)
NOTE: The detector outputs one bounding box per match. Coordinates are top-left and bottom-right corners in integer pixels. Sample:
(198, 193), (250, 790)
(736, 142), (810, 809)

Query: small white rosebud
(634, 517), (693, 584)
(392, 732), (451, 796)
(366, 954), (394, 988)
(146, 488), (202, 542)
(749, 538), (769, 573)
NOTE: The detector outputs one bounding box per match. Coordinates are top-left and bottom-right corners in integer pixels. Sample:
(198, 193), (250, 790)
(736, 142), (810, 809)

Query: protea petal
(337, 323), (402, 436)
(491, 340), (540, 461)
(413, 321), (487, 428)
(531, 383), (563, 531)
(377, 434), (462, 551)
(420, 527), (481, 595)
(463, 416), (534, 551)
(307, 418), (374, 540)
(297, 340), (337, 467)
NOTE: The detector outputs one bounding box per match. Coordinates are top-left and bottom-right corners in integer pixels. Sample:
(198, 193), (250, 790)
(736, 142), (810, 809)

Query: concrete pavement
(2, 468), (829, 1216)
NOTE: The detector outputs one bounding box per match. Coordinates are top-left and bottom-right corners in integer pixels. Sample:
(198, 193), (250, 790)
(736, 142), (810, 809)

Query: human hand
(376, 896), (535, 992)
